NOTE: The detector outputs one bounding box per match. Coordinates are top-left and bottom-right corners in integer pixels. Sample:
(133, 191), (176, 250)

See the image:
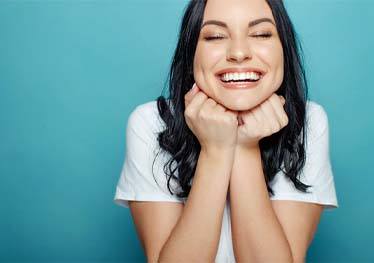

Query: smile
(215, 68), (265, 89)
(220, 71), (262, 82)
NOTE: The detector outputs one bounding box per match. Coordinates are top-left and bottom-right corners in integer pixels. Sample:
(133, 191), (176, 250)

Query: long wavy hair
(153, 0), (311, 199)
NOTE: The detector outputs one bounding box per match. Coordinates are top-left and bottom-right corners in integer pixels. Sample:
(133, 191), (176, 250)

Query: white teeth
(221, 71), (261, 82)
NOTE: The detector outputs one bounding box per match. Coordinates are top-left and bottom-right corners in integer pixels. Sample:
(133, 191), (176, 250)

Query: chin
(214, 94), (260, 112)
(215, 99), (256, 111)
(223, 101), (257, 111)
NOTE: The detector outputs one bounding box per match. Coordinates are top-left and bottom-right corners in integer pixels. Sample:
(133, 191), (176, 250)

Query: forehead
(203, 0), (274, 23)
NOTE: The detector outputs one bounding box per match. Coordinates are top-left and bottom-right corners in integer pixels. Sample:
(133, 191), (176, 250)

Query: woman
(114, 0), (339, 262)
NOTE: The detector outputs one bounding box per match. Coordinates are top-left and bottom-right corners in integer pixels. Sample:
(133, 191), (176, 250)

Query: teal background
(0, 0), (372, 262)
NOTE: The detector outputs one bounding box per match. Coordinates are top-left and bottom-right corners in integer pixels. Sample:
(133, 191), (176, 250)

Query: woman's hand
(237, 93), (288, 150)
(184, 83), (239, 152)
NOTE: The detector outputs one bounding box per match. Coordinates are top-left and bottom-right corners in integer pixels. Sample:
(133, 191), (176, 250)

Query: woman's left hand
(237, 93), (288, 150)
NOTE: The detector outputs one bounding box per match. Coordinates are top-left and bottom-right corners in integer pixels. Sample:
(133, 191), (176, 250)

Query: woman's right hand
(184, 83), (239, 152)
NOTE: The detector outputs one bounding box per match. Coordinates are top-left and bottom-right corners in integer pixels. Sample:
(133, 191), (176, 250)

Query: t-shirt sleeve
(269, 102), (339, 210)
(113, 105), (185, 208)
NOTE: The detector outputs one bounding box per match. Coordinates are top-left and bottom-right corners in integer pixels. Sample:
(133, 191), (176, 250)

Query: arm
(230, 93), (324, 262)
(229, 145), (293, 262)
(229, 145), (323, 263)
(158, 147), (235, 262)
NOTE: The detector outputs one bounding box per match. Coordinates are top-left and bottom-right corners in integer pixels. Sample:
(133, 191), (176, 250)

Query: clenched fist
(184, 83), (239, 152)
(237, 93), (288, 149)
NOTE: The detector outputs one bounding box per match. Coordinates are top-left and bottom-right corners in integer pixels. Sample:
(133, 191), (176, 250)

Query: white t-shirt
(113, 99), (339, 263)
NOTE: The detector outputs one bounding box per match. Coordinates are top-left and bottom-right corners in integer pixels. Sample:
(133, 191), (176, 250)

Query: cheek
(194, 46), (223, 70)
(193, 44), (225, 86)
(256, 44), (283, 68)
(256, 43), (284, 84)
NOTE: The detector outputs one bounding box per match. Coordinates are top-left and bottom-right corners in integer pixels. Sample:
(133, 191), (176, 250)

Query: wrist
(233, 144), (262, 168)
(236, 142), (260, 153)
(201, 145), (235, 156)
(201, 146), (236, 163)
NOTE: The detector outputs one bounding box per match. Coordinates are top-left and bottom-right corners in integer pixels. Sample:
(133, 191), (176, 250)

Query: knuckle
(196, 92), (206, 100)
(184, 108), (193, 118)
(197, 109), (207, 120)
(206, 98), (216, 106)
(265, 127), (272, 135)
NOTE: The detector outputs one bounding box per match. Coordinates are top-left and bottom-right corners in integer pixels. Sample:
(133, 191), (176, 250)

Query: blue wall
(0, 0), (372, 262)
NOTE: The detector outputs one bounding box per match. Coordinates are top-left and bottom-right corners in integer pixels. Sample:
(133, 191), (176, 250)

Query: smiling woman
(114, 0), (338, 262)
(194, 8), (284, 111)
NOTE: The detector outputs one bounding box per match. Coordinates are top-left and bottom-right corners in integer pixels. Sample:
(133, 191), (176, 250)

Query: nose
(227, 39), (252, 63)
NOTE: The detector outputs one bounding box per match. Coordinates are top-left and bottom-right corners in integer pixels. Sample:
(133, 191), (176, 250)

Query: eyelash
(204, 32), (272, 41)
(253, 32), (273, 39)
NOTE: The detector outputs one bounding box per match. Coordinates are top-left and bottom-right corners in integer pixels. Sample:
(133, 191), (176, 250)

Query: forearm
(158, 147), (234, 262)
(229, 146), (293, 262)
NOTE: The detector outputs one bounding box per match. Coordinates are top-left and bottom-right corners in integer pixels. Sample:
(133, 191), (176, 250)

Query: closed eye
(251, 32), (272, 39)
(204, 32), (273, 41)
(204, 35), (225, 41)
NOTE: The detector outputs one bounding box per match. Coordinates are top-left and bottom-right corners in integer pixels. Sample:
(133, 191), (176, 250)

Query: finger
(205, 97), (217, 110)
(269, 95), (288, 126)
(186, 90), (208, 117)
(214, 103), (226, 113)
(250, 104), (263, 126)
(224, 108), (239, 126)
(185, 83), (198, 105)
(213, 99), (230, 113)
(240, 110), (255, 126)
(184, 83), (199, 108)
(260, 99), (281, 132)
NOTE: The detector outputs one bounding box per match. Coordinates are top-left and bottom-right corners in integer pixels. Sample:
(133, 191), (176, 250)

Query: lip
(215, 67), (266, 90)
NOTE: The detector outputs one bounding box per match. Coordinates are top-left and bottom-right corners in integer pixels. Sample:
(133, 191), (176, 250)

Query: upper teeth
(221, 72), (261, 82)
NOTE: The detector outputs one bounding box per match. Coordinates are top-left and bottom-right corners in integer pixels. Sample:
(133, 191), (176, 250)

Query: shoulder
(269, 100), (338, 208)
(127, 100), (165, 141)
(114, 100), (185, 208)
(306, 100), (329, 125)
(305, 100), (330, 141)
(132, 100), (160, 120)
(306, 99), (326, 114)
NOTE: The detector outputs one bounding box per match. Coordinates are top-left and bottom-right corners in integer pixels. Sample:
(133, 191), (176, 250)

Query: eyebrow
(201, 18), (275, 29)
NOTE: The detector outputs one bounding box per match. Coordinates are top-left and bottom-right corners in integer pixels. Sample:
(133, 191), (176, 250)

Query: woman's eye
(204, 35), (225, 41)
(204, 32), (272, 41)
(251, 32), (272, 39)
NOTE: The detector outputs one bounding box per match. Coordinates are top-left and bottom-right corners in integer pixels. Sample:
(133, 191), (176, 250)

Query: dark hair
(153, 0), (311, 199)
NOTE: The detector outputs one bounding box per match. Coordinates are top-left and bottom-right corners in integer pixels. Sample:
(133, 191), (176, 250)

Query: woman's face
(193, 0), (284, 111)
